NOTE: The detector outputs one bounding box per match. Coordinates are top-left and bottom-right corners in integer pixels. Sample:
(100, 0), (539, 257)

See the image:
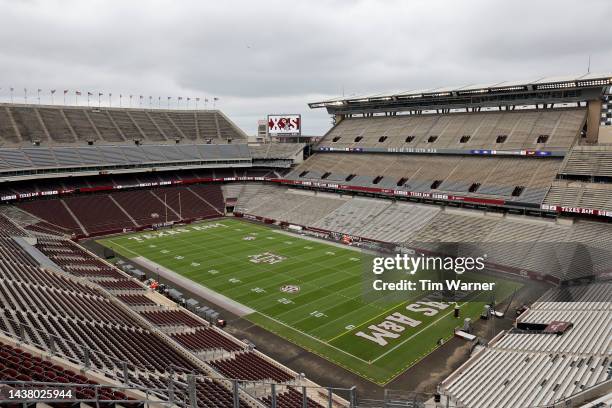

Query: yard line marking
(320, 287), (431, 343)
(370, 300), (470, 363)
(106, 239), (140, 258)
(255, 312), (372, 365)
(104, 219), (487, 370)
(324, 298), (412, 343)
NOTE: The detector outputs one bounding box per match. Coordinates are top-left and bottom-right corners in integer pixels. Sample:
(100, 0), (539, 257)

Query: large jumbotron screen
(267, 114), (301, 136)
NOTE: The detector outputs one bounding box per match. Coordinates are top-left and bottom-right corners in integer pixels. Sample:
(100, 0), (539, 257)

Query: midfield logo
(280, 285), (300, 294)
(248, 252), (286, 265)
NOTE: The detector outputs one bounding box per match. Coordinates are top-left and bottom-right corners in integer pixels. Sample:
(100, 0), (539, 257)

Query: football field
(98, 218), (521, 385)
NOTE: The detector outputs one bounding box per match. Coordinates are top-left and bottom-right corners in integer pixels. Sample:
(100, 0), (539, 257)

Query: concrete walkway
(133, 256), (255, 317)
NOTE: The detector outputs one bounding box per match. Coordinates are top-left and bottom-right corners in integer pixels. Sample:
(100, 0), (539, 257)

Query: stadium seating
(16, 184), (225, 236)
(0, 143), (252, 174)
(357, 201), (440, 242)
(312, 197), (392, 235)
(64, 194), (136, 234)
(544, 180), (612, 212)
(172, 327), (244, 352)
(320, 108), (586, 151)
(117, 293), (157, 306)
(151, 185), (224, 220)
(222, 183), (246, 201)
(559, 145), (612, 178)
(1, 95), (611, 407)
(289, 152), (562, 204)
(250, 143), (306, 159)
(110, 189), (168, 226)
(139, 310), (206, 328)
(0, 104), (246, 146)
(441, 281), (611, 408)
(0, 343), (135, 403)
(210, 352), (296, 383)
(235, 185), (349, 226)
(16, 199), (84, 234)
(0, 214), (28, 237)
(234, 184), (612, 281)
(0, 215), (318, 406)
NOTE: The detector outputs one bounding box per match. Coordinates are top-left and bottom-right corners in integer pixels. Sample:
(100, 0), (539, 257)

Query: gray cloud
(0, 0), (611, 136)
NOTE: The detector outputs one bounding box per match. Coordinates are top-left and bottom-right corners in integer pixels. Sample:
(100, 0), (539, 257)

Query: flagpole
(10, 88), (14, 103)
(24, 88), (27, 104)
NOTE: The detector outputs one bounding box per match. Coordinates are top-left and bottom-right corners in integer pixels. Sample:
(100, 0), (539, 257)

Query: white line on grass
(104, 219), (465, 367)
(370, 300), (469, 363)
(105, 239), (141, 258)
(255, 311), (372, 365)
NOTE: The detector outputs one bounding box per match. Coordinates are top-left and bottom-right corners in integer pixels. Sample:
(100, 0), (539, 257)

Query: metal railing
(0, 380), (178, 406)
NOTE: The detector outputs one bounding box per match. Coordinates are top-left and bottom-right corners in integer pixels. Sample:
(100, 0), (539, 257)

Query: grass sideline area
(98, 218), (522, 385)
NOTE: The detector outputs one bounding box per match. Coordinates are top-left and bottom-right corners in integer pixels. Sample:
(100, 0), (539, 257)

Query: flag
(75, 91), (82, 96)
(37, 89), (42, 93)
(167, 96), (171, 100)
(196, 97), (200, 102)
(178, 96), (183, 100)
(139, 95), (143, 99)
(87, 92), (93, 96)
(98, 92), (103, 96)
(205, 98), (209, 102)
(63, 90), (68, 94)
(187, 97), (190, 101)
(213, 97), (219, 101)
(50, 89), (56, 94)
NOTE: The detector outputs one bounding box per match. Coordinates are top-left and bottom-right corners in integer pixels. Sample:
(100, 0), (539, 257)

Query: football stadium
(1, 2), (612, 408)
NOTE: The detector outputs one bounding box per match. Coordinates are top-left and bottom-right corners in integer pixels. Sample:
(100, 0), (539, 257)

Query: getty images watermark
(371, 252), (495, 292)
(359, 242), (505, 304)
(358, 240), (611, 303)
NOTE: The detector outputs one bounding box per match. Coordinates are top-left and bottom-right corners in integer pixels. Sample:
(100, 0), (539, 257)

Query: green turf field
(98, 218), (521, 385)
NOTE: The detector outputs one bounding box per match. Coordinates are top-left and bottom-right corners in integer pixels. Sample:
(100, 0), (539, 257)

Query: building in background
(248, 119), (270, 143)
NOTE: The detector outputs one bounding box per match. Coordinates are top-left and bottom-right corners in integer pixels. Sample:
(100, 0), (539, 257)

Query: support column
(586, 99), (602, 143)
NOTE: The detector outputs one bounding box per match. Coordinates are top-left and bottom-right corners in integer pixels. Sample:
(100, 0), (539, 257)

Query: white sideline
(132, 256), (255, 317)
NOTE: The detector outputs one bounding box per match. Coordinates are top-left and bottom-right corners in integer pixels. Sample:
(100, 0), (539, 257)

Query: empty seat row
(0, 105), (246, 146)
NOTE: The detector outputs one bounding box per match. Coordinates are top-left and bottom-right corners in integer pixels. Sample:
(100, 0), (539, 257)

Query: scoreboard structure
(267, 114), (301, 137)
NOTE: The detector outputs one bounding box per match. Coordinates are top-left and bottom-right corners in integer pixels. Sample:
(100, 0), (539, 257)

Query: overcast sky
(0, 0), (611, 136)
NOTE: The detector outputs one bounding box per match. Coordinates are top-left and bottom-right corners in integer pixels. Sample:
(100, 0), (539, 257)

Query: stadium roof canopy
(309, 72), (612, 113)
